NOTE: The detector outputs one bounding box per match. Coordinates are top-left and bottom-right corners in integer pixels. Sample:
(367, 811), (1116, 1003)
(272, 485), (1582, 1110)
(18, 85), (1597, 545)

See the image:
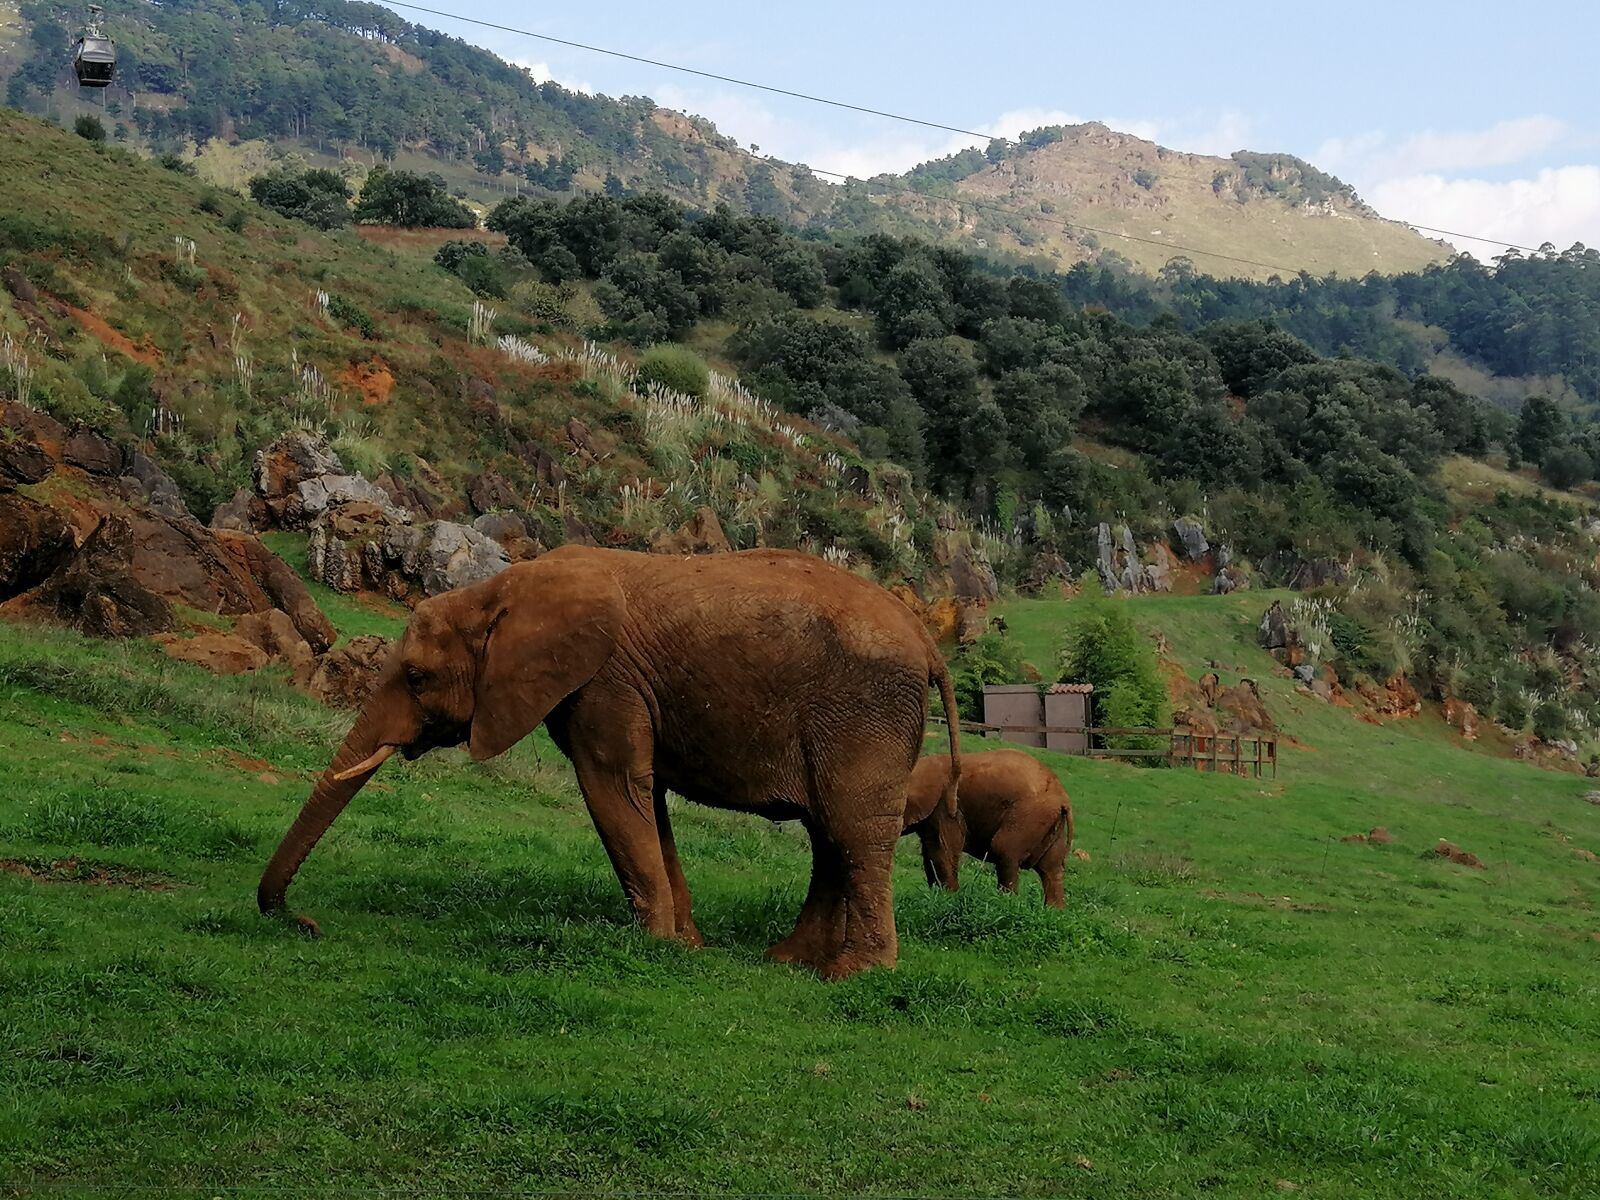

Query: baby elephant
(904, 749), (1074, 908)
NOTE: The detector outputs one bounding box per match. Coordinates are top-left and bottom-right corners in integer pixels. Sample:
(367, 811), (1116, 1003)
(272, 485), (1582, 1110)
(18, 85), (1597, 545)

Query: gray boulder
(1173, 516), (1210, 561)
(297, 473), (400, 522)
(120, 450), (190, 520)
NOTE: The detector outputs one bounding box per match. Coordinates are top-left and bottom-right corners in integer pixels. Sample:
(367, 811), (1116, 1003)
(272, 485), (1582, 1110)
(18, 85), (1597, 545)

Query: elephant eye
(405, 664), (427, 687)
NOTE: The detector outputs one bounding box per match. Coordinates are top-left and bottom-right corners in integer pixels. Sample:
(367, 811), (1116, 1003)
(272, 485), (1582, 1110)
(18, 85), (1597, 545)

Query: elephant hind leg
(767, 819), (845, 968)
(993, 857), (1022, 895)
(654, 784), (703, 948)
(815, 806), (903, 982)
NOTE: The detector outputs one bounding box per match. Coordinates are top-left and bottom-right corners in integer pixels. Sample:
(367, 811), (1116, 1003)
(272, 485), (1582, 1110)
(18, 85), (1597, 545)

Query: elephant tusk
(330, 744), (398, 782)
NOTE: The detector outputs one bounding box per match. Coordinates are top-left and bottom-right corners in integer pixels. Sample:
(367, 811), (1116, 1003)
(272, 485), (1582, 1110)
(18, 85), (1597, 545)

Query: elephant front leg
(766, 819), (845, 968)
(654, 783), (703, 948)
(569, 742), (678, 940)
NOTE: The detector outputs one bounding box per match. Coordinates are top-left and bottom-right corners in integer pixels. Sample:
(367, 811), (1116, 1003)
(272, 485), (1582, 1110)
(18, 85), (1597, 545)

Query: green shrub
(327, 294), (377, 339)
(73, 114), (106, 142)
(948, 630), (1028, 721)
(1532, 699), (1571, 743)
(635, 345), (710, 398)
(1058, 583), (1169, 753)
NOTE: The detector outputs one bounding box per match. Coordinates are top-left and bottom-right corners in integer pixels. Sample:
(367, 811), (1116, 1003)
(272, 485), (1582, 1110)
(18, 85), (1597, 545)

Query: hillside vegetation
(6, 2), (1446, 282)
(865, 122), (1447, 280)
(0, 109), (963, 582)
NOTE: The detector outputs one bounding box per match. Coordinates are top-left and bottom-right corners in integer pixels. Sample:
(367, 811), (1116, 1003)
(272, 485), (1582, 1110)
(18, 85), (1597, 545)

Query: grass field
(2, 584), (1599, 1198)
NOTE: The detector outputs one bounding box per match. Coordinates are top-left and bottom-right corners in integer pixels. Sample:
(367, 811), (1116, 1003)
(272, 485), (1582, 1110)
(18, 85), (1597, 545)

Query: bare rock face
(2, 515), (173, 638)
(1213, 565), (1251, 594)
(63, 427), (121, 475)
(1172, 516), (1209, 561)
(472, 513), (543, 563)
(0, 493), (73, 598)
(213, 531), (335, 652)
(293, 635), (393, 709)
(234, 608), (314, 671)
(153, 630), (271, 676)
(1261, 551), (1350, 590)
(1259, 600), (1290, 650)
(296, 473), (399, 524)
(118, 450), (189, 519)
(254, 431), (345, 518)
(210, 487), (264, 532)
(306, 501), (510, 598)
(0, 435), (53, 490)
(466, 470), (523, 516)
(651, 506), (732, 556)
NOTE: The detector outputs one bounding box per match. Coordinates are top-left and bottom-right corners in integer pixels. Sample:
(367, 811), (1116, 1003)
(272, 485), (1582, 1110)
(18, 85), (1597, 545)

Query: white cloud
(1368, 166), (1600, 257)
(1319, 115), (1569, 179)
(511, 58), (593, 96)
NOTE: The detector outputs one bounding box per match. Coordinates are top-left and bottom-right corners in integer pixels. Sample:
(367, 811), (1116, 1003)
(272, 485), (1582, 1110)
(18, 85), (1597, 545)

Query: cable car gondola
(72, 6), (116, 89)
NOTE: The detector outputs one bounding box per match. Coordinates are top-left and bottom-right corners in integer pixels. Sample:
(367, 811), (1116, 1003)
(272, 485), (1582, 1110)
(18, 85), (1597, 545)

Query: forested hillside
(3, 99), (1599, 760)
(3, 0), (831, 219)
(5, 1), (1445, 282)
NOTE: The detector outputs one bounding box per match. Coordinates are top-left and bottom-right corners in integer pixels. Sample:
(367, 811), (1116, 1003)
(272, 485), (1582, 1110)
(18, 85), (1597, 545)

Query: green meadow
(1, 584), (1597, 1198)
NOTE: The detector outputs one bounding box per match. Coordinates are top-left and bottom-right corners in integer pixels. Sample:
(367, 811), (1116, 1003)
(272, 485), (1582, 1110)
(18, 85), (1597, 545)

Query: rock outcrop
(153, 630), (271, 676)
(305, 502), (510, 598)
(1172, 516), (1209, 560)
(292, 635), (393, 708)
(0, 493), (73, 596)
(2, 515), (173, 638)
(650, 506), (732, 556)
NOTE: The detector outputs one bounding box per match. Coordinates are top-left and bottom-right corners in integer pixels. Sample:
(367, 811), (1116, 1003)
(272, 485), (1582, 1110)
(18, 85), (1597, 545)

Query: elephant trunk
(257, 705), (390, 926)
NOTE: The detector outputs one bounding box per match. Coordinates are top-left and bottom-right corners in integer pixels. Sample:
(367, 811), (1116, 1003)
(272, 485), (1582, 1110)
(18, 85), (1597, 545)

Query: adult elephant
(258, 545), (961, 980)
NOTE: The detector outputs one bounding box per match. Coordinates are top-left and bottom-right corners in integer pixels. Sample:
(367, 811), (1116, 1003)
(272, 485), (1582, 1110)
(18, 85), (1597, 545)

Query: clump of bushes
(947, 630), (1029, 721)
(1058, 581), (1169, 750)
(635, 345), (710, 398)
(248, 167), (352, 230)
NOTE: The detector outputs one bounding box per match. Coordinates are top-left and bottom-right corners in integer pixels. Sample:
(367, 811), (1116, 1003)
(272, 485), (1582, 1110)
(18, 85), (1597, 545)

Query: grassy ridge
(2, 585), (1599, 1197)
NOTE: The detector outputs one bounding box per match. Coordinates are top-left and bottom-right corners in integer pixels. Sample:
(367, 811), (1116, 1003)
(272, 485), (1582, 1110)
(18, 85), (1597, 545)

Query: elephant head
(257, 553), (626, 927)
(921, 807), (965, 893)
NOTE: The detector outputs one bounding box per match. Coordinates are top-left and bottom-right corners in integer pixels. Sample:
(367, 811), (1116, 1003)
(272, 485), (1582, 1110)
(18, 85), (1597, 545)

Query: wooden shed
(1043, 683), (1094, 755)
(981, 683), (1094, 752)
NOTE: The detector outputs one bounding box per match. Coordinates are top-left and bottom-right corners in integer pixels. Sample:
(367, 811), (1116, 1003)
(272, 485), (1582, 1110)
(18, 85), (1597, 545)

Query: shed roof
(1047, 683), (1095, 695)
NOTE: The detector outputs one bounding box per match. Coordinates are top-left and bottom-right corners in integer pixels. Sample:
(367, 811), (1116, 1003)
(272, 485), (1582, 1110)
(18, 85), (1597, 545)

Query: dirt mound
(337, 357), (396, 406)
(153, 630), (271, 676)
(1342, 826), (1394, 845)
(0, 857), (178, 890)
(1424, 840), (1485, 869)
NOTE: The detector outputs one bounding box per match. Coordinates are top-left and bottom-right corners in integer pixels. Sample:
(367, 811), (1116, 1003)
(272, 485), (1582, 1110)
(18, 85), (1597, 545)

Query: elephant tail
(1043, 802), (1074, 861)
(932, 660), (962, 818)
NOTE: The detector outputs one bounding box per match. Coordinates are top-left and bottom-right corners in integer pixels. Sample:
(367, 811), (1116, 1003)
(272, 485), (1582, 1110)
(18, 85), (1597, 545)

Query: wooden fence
(930, 717), (1278, 778)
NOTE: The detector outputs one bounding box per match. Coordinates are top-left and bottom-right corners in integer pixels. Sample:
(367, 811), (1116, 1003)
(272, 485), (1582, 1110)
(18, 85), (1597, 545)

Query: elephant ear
(469, 558), (627, 761)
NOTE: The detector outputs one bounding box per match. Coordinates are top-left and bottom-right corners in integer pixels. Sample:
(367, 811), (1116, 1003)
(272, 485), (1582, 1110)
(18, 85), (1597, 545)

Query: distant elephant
(903, 749), (1073, 908)
(258, 545), (961, 980)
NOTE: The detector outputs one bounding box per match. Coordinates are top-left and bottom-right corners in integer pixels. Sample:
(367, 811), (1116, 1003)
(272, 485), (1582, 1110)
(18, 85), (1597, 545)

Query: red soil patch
(1, 857), (178, 891)
(1574, 848), (1599, 864)
(338, 357), (396, 406)
(1424, 840), (1485, 869)
(1201, 889), (1332, 913)
(62, 305), (161, 366)
(354, 226), (508, 251)
(1343, 826), (1394, 845)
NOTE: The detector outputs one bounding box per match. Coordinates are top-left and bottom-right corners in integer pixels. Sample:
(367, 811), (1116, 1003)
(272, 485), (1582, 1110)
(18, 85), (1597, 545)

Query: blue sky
(404, 0), (1598, 257)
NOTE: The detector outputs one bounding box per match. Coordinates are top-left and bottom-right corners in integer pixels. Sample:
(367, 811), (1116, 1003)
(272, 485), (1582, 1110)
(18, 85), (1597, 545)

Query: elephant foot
(678, 921), (706, 949)
(815, 949), (894, 982)
(766, 931), (830, 968)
